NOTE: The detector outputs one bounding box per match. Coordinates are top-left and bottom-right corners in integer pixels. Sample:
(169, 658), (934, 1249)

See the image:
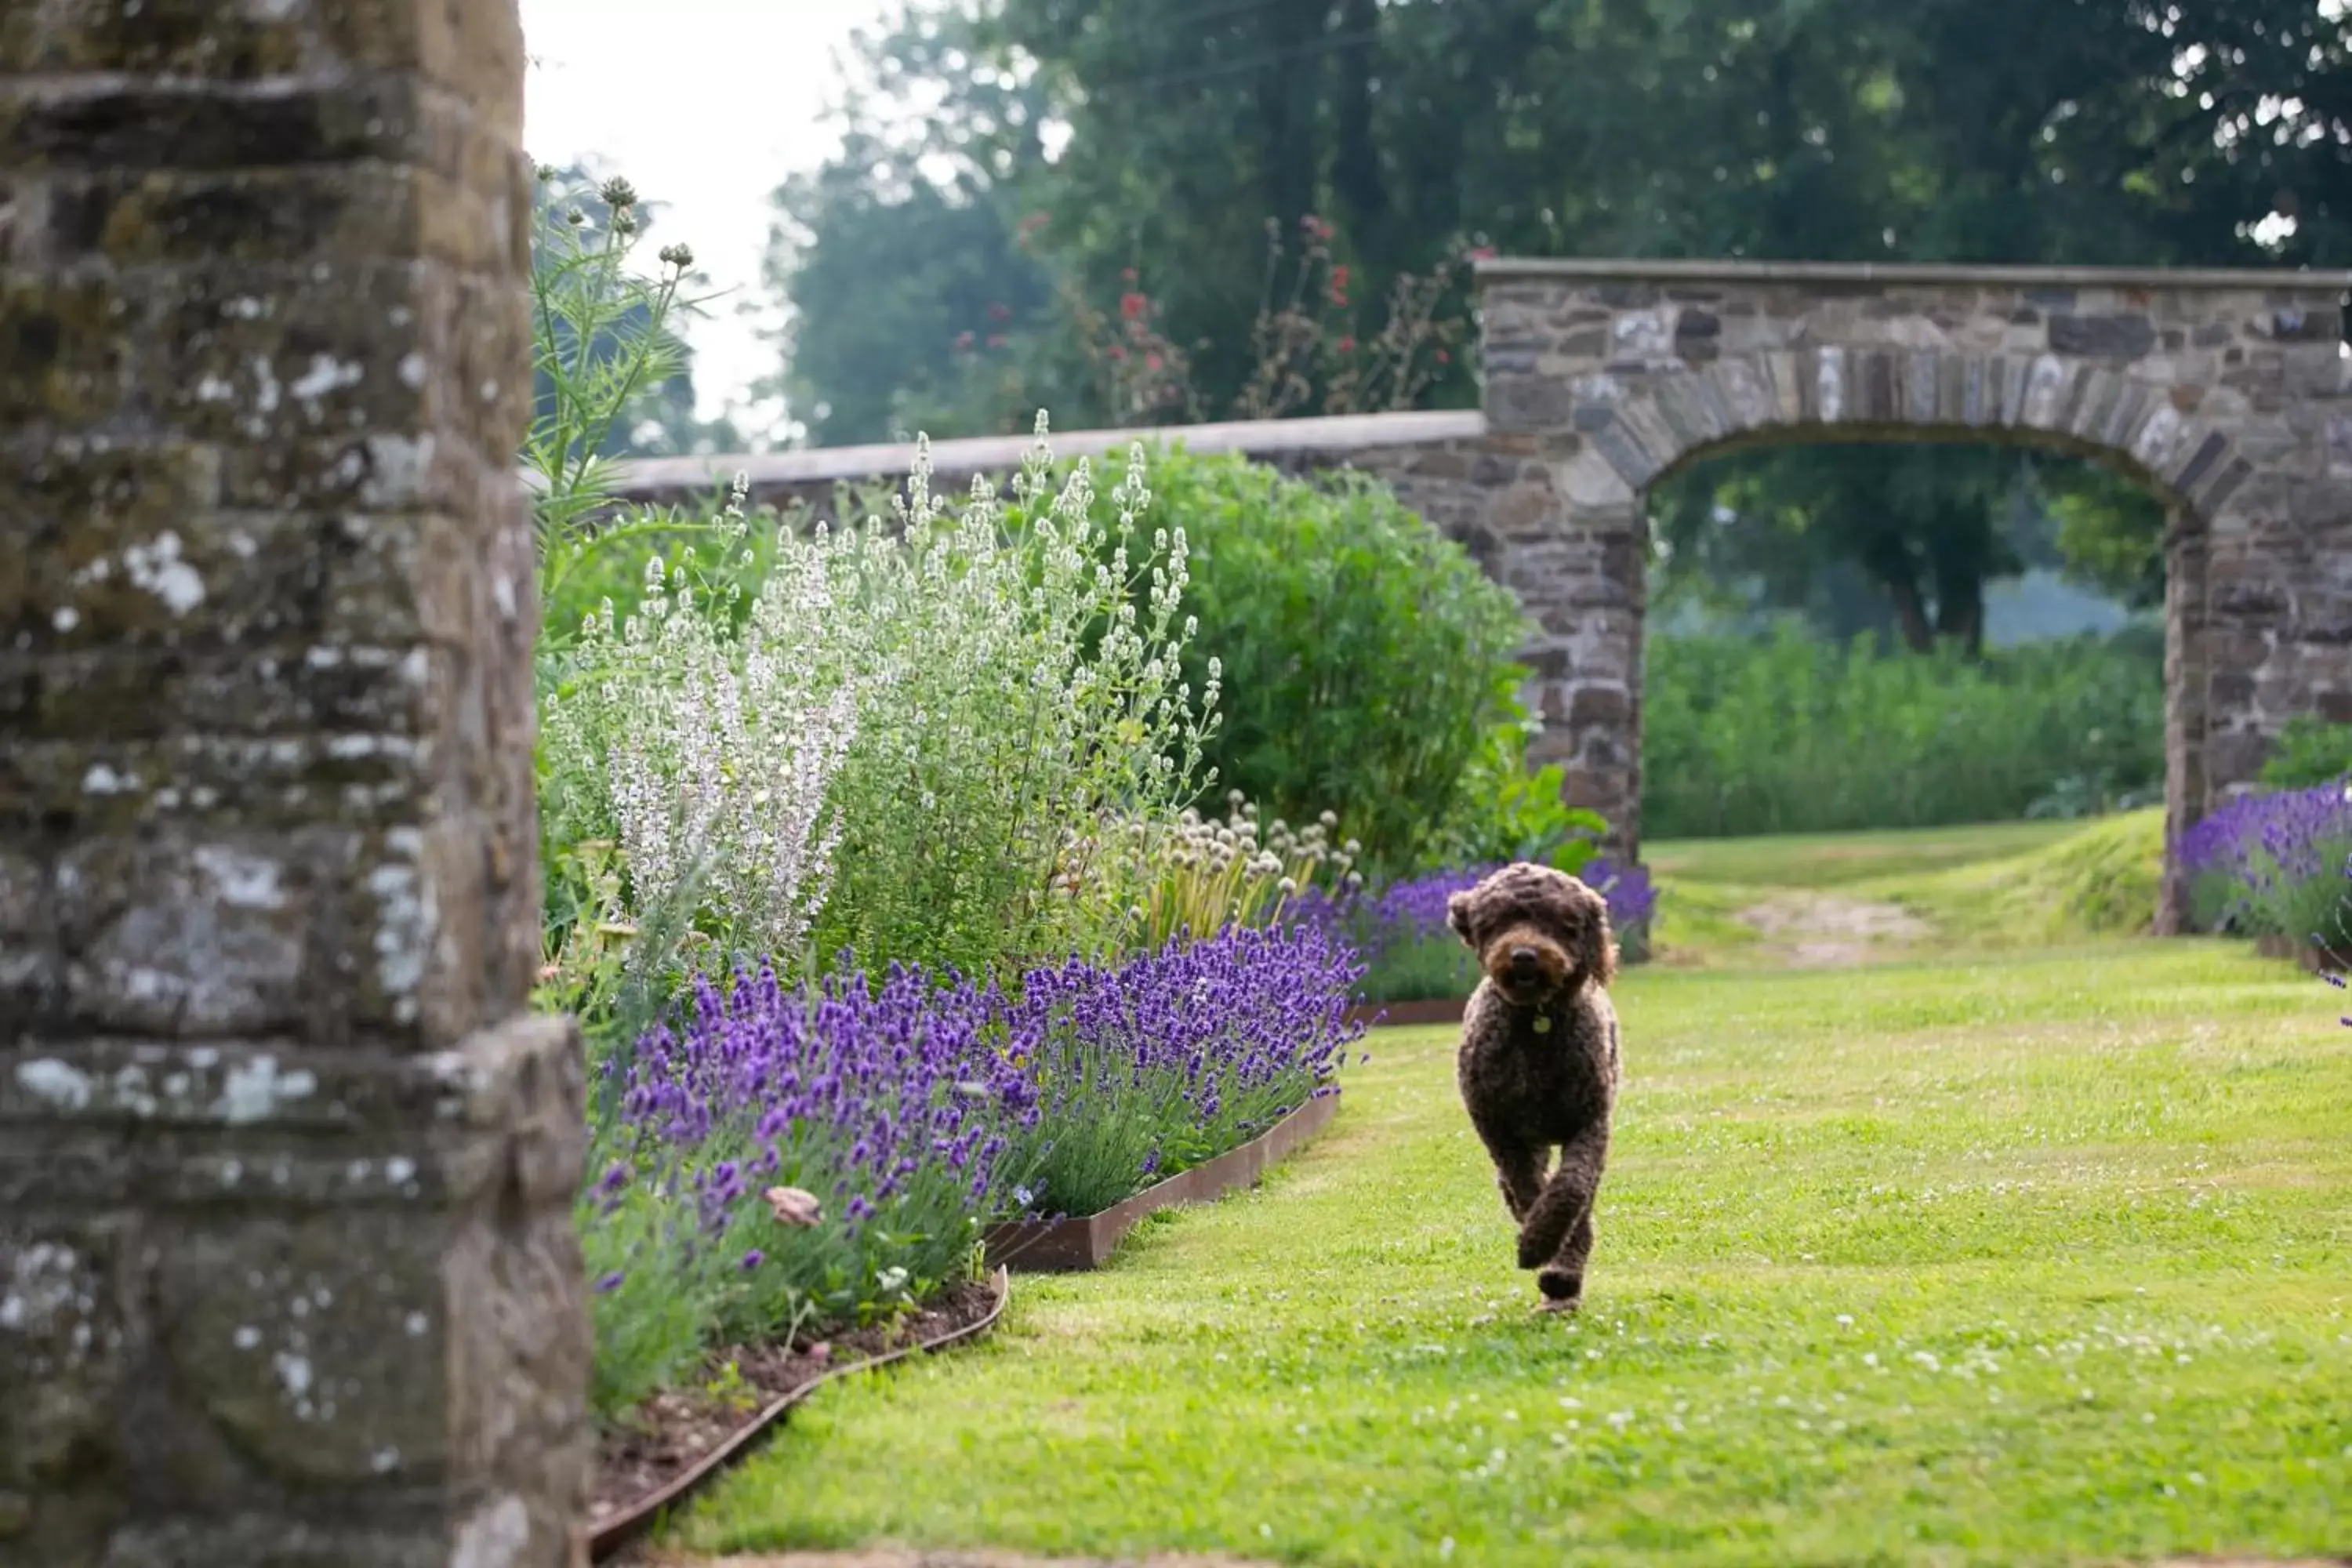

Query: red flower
(1109, 344), (1128, 361)
(1119, 291), (1149, 321)
(1120, 267), (1138, 283)
(1329, 292), (1349, 309)
(986, 334), (1009, 349)
(953, 330), (975, 351)
(1467, 245), (1496, 261)
(1435, 348), (1451, 364)
(988, 301), (1011, 321)
(1337, 335), (1356, 353)
(1330, 265), (1349, 291)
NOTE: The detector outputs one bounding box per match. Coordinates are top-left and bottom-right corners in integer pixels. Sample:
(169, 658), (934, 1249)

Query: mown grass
(1643, 818), (2090, 892)
(1645, 812), (2164, 969)
(661, 932), (2350, 1566)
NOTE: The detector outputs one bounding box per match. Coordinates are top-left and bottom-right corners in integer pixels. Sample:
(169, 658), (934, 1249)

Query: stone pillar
(2158, 506), (2209, 935)
(0, 4), (591, 1565)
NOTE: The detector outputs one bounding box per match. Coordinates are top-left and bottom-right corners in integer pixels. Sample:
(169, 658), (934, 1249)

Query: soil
(1733, 890), (1933, 967)
(591, 1276), (1006, 1541)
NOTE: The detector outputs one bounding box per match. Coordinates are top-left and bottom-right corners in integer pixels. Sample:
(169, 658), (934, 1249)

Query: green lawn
(1643, 818), (2092, 891)
(662, 923), (2350, 1565)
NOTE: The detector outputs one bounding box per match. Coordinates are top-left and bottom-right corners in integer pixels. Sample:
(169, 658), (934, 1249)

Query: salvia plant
(540, 492), (864, 977)
(804, 416), (1222, 982)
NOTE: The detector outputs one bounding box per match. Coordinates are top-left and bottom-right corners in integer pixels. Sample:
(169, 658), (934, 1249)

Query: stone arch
(1473, 260), (2352, 932)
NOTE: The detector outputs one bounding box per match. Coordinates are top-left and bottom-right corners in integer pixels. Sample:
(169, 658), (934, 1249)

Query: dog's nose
(1508, 946), (1538, 974)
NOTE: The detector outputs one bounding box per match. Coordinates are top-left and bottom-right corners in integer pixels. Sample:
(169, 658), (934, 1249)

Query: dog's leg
(1515, 1120), (1609, 1297)
(1537, 1211), (1597, 1310)
(1464, 1103), (1546, 1222)
(1491, 1145), (1546, 1224)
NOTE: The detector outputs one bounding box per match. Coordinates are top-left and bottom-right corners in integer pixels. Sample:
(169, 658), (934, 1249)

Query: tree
(754, 5), (1093, 446)
(764, 0), (2350, 618)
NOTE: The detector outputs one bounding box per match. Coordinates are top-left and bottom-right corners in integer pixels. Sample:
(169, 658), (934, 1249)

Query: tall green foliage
(1095, 447), (1530, 874)
(1642, 622), (2165, 839)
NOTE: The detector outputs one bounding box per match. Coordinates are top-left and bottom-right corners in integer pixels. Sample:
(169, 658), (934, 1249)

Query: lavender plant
(2173, 779), (2352, 947)
(1289, 857), (1659, 1004)
(583, 958), (1035, 1421)
(1003, 924), (1367, 1215)
(580, 924), (1362, 1421)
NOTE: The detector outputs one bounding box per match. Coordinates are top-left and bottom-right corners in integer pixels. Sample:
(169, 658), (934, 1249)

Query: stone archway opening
(1635, 430), (2176, 845)
(1469, 259), (2352, 933)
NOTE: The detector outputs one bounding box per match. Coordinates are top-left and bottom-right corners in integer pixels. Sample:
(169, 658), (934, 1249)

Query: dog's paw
(1535, 1266), (1583, 1308)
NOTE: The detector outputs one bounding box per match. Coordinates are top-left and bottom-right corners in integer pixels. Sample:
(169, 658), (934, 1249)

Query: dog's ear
(1577, 881), (1618, 989)
(1446, 890), (1479, 949)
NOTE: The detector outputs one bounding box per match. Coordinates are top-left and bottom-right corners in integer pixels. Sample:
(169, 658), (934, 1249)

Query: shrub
(2174, 781), (2352, 945)
(1091, 446), (1530, 875)
(1643, 621), (2164, 839)
(1421, 692), (1613, 872)
(2259, 715), (2352, 791)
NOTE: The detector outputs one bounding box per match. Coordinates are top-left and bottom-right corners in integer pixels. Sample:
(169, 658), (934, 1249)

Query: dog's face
(1446, 862), (1617, 1007)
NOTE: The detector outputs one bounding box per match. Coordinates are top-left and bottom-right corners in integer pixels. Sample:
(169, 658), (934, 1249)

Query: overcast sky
(520, 0), (895, 437)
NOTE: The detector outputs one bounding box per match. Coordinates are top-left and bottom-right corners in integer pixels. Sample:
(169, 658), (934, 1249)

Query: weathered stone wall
(1474, 258), (2352, 928)
(610, 409), (1492, 521)
(1, 2), (590, 1564)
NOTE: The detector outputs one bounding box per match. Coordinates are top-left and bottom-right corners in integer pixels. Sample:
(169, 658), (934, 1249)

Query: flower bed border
(1343, 995), (1470, 1029)
(2254, 932), (2352, 973)
(579, 1265), (1011, 1562)
(982, 1091), (1339, 1272)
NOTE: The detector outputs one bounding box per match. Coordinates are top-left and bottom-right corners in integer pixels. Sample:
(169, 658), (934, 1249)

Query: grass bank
(658, 927), (2349, 1566)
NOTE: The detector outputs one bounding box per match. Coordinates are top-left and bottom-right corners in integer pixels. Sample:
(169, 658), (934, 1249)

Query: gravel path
(1733, 888), (1933, 966)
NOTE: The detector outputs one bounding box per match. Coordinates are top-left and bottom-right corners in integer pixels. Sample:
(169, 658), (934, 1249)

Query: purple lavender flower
(2174, 781), (2352, 938)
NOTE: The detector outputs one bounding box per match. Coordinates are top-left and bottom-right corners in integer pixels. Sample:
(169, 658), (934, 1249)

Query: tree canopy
(758, 0), (2350, 642)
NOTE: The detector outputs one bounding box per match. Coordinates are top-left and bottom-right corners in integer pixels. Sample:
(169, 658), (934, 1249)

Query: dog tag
(1532, 1014), (1552, 1034)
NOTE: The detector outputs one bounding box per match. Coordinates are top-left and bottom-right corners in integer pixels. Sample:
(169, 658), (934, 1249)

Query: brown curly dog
(1446, 861), (1622, 1312)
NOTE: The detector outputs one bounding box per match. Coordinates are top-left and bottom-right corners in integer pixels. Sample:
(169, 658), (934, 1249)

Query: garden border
(579, 1265), (1012, 1561)
(982, 1092), (1339, 1272)
(1344, 996), (1470, 1029)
